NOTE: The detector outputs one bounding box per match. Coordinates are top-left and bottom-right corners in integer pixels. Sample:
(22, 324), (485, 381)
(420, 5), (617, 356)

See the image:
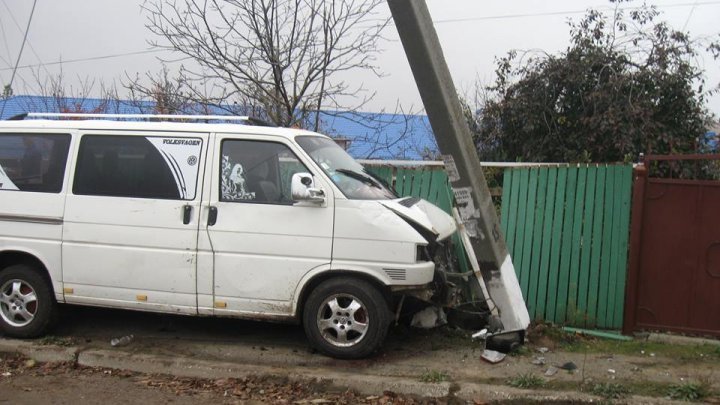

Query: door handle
(208, 206), (218, 226)
(182, 205), (192, 225)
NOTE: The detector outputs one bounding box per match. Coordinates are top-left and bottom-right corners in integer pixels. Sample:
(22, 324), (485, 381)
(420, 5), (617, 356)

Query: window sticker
(146, 137), (202, 200)
(0, 164), (19, 190)
(221, 155), (255, 201)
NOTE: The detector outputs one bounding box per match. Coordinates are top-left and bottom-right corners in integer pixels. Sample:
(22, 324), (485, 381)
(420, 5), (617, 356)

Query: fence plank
(506, 170), (522, 255)
(587, 166), (607, 327)
(577, 166), (597, 326)
(519, 168), (539, 299)
(567, 167), (586, 323)
(597, 166), (616, 327)
(500, 169), (513, 235)
(613, 166), (633, 327)
(555, 167), (578, 323)
(547, 167), (568, 323)
(537, 167), (558, 321)
(410, 170), (424, 197)
(605, 167), (621, 328)
(419, 170), (433, 200)
(433, 171), (453, 213)
(513, 169), (530, 285)
(528, 168), (548, 318)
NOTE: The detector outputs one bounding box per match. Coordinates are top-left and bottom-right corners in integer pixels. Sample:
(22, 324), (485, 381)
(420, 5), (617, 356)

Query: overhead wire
(432, 1), (720, 24)
(1, 0), (38, 118)
(682, 0), (700, 31)
(0, 0), (51, 77)
(0, 48), (167, 72)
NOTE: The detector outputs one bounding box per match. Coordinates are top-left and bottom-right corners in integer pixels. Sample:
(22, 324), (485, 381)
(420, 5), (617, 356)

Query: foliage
(590, 382), (630, 399)
(142, 0), (389, 128)
(419, 369), (449, 383)
(474, 0), (720, 163)
(507, 373), (546, 389)
(667, 382), (710, 402)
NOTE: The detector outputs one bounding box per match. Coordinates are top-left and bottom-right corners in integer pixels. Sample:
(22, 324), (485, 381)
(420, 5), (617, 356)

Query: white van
(0, 113), (457, 359)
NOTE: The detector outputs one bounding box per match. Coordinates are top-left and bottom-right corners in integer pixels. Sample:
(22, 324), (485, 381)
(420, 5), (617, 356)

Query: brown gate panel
(626, 154), (720, 337)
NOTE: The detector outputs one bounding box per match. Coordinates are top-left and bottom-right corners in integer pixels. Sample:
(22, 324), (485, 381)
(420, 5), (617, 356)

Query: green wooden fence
(500, 165), (633, 329)
(364, 163), (633, 330)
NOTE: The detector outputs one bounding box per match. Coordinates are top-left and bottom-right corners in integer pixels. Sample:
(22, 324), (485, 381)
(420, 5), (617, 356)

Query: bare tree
(17, 69), (120, 116)
(124, 66), (194, 114)
(143, 0), (389, 128)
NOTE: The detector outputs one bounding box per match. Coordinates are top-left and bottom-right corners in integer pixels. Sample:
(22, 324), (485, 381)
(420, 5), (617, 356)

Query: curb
(0, 338), (682, 403)
(0, 339), (78, 363)
(0, 338), (450, 398)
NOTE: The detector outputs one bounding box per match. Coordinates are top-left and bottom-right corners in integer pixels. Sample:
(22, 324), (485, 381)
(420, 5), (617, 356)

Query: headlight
(416, 244), (430, 262)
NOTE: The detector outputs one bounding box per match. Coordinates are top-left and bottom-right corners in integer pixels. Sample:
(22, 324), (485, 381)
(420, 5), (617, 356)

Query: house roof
(0, 95), (438, 160)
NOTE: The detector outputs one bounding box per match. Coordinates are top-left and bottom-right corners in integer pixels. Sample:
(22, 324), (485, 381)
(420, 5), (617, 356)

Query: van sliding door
(61, 132), (207, 313)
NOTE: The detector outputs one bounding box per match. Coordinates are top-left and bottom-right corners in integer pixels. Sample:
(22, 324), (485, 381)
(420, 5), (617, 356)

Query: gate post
(623, 161), (648, 335)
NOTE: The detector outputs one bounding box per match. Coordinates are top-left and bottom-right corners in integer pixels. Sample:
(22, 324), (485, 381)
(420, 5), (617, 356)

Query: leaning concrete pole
(387, 0), (530, 338)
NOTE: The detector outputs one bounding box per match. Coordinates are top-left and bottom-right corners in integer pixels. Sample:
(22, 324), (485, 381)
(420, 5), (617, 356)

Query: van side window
(73, 135), (202, 200)
(220, 140), (309, 204)
(0, 133), (71, 193)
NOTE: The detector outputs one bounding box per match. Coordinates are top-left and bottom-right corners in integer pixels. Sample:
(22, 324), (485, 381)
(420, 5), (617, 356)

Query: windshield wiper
(335, 168), (381, 188)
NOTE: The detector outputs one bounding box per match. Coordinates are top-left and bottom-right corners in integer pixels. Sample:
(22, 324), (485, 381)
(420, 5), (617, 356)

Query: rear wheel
(303, 277), (391, 359)
(0, 264), (57, 338)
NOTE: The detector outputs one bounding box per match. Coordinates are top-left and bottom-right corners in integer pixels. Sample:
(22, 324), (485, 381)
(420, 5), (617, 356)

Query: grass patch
(562, 339), (720, 360)
(508, 344), (532, 357)
(419, 369), (449, 383)
(35, 336), (77, 347)
(507, 373), (546, 389)
(589, 382), (630, 399)
(667, 382), (711, 402)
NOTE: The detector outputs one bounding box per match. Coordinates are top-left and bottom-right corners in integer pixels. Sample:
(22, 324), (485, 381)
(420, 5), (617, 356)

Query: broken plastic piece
(545, 366), (558, 376)
(480, 349), (506, 364)
(471, 328), (488, 340)
(410, 306), (447, 329)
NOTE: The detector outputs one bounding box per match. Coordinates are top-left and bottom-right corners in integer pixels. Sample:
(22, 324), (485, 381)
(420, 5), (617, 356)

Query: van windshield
(296, 136), (396, 200)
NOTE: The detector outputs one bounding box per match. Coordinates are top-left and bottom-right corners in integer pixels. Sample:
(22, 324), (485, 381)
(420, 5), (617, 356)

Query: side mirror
(291, 172), (325, 203)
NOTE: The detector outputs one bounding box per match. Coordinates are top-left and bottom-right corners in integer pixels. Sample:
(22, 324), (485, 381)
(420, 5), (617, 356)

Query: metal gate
(624, 154), (720, 337)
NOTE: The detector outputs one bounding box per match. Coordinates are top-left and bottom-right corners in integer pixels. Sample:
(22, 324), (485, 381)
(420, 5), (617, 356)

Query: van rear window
(0, 133), (71, 193)
(73, 135), (202, 200)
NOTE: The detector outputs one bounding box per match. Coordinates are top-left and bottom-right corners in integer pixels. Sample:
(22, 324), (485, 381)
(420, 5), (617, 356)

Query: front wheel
(303, 277), (391, 359)
(0, 264), (57, 338)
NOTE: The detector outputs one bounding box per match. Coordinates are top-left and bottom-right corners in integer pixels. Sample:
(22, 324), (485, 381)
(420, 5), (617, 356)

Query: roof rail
(24, 112), (273, 126)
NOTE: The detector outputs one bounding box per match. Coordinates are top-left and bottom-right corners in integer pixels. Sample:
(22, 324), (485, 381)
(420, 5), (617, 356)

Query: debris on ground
(531, 357), (545, 366)
(471, 329), (488, 340)
(558, 361), (577, 371)
(0, 352), (430, 404)
(110, 335), (135, 347)
(536, 347), (549, 354)
(544, 366), (558, 377)
(481, 349), (506, 364)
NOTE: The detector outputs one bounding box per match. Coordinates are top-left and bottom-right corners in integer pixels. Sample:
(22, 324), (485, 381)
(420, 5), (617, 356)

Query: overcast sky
(1, 0), (719, 115)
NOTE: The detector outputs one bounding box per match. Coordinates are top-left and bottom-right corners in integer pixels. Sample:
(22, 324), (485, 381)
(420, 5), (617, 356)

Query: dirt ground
(2, 305), (720, 404)
(0, 353), (427, 405)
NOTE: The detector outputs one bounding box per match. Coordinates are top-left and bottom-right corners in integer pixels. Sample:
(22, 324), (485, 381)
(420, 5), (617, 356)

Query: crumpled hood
(379, 197), (457, 242)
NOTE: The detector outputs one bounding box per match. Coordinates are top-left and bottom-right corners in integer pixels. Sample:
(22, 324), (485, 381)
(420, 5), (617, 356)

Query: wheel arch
(294, 270), (392, 320)
(0, 250), (54, 290)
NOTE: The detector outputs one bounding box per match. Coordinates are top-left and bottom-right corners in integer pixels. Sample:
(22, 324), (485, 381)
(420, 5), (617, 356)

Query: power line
(0, 49), (166, 72)
(0, 0), (49, 76)
(432, 1), (720, 24)
(1, 0), (37, 118)
(682, 0), (700, 31)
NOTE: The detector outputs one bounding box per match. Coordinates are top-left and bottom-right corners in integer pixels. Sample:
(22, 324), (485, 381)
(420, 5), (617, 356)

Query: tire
(302, 277), (391, 359)
(0, 264), (57, 338)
